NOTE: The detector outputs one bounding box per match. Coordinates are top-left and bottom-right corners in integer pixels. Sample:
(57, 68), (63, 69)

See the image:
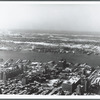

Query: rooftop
(63, 76), (80, 84)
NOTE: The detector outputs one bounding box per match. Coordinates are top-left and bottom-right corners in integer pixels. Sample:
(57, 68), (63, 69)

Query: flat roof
(63, 76), (80, 84)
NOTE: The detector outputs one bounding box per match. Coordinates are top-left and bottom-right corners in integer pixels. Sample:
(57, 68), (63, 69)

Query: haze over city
(0, 2), (100, 32)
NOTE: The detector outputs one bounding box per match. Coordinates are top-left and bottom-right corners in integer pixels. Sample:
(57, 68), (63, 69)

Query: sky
(0, 2), (100, 32)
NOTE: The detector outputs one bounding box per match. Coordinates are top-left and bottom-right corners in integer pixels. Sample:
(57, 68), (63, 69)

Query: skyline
(0, 2), (100, 32)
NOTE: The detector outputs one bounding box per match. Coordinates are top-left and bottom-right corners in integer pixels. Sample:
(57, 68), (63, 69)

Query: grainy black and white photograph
(0, 1), (100, 96)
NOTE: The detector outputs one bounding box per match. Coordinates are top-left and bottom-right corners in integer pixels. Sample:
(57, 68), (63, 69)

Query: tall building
(22, 77), (27, 85)
(57, 59), (66, 70)
(76, 84), (81, 95)
(62, 76), (81, 93)
(0, 71), (3, 80)
(76, 84), (84, 95)
(3, 71), (7, 85)
(81, 77), (89, 93)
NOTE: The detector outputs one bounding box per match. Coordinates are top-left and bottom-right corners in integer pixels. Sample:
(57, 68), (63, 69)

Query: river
(0, 50), (100, 67)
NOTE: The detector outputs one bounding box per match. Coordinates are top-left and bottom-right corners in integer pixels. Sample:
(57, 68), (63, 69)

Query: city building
(62, 76), (81, 93)
(3, 71), (7, 85)
(76, 84), (84, 95)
